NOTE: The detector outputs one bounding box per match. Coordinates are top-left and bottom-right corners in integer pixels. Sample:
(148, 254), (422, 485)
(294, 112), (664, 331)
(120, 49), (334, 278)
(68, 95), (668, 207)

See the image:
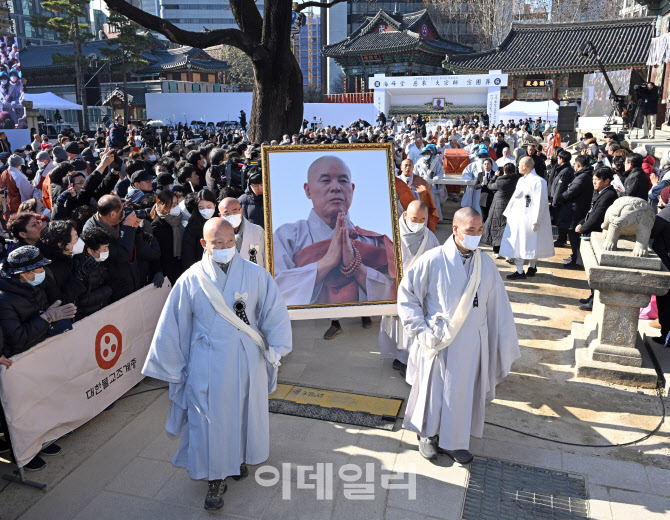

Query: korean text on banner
(0, 282), (171, 468)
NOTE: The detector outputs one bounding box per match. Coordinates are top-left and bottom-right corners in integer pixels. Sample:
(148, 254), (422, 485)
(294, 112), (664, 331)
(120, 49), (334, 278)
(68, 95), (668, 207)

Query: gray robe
(398, 236), (520, 450)
(142, 253), (292, 480)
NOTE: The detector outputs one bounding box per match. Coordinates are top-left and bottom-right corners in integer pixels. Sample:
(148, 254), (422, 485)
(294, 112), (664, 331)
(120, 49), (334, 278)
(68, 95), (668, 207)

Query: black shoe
(579, 301), (593, 311)
(440, 449), (473, 465)
(24, 456), (46, 472)
(232, 463), (248, 481)
(323, 324), (342, 340)
(398, 363), (407, 379)
(506, 271), (526, 280)
(563, 260), (583, 270)
(204, 479), (227, 510)
(579, 296), (593, 305)
(392, 359), (404, 371)
(361, 317), (372, 329)
(554, 241), (567, 247)
(40, 443), (61, 456)
(526, 266), (537, 277)
(418, 435), (438, 460)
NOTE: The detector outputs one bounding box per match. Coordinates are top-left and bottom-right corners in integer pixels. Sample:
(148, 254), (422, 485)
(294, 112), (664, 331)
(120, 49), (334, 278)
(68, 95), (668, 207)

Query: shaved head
(405, 200), (428, 224)
(519, 156), (534, 175)
(304, 155), (355, 227)
(203, 217), (233, 243)
(218, 196), (241, 215)
(453, 206), (481, 225)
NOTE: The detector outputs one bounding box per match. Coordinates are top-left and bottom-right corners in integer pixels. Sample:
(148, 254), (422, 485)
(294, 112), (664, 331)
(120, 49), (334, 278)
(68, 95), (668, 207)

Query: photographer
(636, 82), (659, 139)
(205, 147), (226, 196)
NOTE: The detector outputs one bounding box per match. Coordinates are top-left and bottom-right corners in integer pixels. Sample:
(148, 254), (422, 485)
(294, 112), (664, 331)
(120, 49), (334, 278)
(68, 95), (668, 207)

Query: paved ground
(2, 200), (670, 520)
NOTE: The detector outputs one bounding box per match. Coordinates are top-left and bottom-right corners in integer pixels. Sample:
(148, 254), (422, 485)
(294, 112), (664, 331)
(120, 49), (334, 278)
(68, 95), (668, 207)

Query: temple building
(322, 9), (472, 95)
(444, 17), (655, 106)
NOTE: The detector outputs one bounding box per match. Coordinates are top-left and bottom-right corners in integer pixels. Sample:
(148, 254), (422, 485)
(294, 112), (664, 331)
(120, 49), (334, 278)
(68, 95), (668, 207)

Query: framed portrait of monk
(262, 144), (402, 318)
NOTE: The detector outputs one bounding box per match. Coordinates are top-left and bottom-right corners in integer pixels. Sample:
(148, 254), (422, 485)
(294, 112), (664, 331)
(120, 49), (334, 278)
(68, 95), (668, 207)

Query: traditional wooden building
(444, 17), (655, 106)
(322, 9), (472, 94)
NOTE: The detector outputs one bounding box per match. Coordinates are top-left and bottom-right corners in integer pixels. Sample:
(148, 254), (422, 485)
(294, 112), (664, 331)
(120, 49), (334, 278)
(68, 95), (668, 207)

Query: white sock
(529, 259), (537, 268)
(514, 259), (524, 273)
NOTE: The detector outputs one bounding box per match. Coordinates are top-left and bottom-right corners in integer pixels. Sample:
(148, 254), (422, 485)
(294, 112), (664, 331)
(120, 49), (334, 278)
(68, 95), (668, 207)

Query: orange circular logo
(95, 325), (122, 370)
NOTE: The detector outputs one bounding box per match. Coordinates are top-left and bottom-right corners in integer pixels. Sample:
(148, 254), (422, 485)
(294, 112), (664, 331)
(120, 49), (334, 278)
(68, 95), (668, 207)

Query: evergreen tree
(101, 12), (150, 124)
(33, 0), (92, 132)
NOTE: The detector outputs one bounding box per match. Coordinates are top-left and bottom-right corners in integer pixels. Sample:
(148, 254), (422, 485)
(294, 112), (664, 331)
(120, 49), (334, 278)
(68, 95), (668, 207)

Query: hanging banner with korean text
(0, 282), (171, 468)
(487, 86), (501, 127)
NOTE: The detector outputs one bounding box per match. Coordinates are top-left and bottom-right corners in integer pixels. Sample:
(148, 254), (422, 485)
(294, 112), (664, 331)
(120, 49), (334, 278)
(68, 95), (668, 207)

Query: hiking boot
(440, 449), (474, 465)
(418, 435), (438, 460)
(526, 266), (537, 277)
(40, 443), (61, 456)
(204, 479), (227, 510)
(323, 324), (342, 340)
(506, 271), (526, 281)
(24, 456), (46, 472)
(232, 463), (248, 481)
(361, 317), (372, 329)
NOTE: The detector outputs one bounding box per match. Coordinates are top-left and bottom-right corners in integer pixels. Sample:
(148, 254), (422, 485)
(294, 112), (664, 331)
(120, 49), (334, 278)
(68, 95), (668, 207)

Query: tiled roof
(445, 17), (655, 74)
(20, 35), (228, 74)
(322, 8), (472, 57)
(103, 87), (147, 106)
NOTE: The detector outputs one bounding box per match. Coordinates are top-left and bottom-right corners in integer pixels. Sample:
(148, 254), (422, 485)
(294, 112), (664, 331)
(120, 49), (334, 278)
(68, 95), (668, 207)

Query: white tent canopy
(24, 92), (83, 111)
(499, 100), (559, 123)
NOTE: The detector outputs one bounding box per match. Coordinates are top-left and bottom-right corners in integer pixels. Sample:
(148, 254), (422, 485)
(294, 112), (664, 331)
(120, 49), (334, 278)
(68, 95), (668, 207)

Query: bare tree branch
(103, 0), (267, 60)
(294, 0), (347, 12)
(229, 0), (263, 43)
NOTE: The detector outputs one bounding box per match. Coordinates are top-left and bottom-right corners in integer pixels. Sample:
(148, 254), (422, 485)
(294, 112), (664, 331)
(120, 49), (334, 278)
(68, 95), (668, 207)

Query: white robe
(142, 253), (292, 480)
(398, 236), (520, 450)
(378, 222), (440, 363)
(237, 216), (266, 269)
(413, 156), (445, 220)
(273, 209), (394, 306)
(461, 159), (496, 216)
(499, 170), (555, 260)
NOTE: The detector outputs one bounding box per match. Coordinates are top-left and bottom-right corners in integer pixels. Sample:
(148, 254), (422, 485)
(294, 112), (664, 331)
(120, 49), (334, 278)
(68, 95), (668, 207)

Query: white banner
(487, 87), (501, 127)
(369, 73), (508, 90)
(0, 283), (171, 467)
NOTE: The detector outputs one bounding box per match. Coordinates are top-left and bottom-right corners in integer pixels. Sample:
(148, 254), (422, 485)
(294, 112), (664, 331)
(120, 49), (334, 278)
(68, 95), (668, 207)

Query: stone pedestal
(573, 232), (670, 387)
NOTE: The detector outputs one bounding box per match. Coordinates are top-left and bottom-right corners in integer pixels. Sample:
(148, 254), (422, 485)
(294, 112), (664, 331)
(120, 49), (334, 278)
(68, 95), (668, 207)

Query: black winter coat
(623, 167), (650, 201)
(73, 255), (113, 318)
(238, 187), (264, 228)
(37, 243), (86, 304)
(182, 210), (216, 271)
(578, 185), (618, 235)
(82, 216), (138, 301)
(152, 216), (184, 284)
(549, 162), (575, 204)
(51, 170), (118, 221)
(651, 216), (670, 271)
(0, 277), (50, 356)
(481, 173), (520, 247)
(553, 166), (594, 230)
(530, 151), (547, 178)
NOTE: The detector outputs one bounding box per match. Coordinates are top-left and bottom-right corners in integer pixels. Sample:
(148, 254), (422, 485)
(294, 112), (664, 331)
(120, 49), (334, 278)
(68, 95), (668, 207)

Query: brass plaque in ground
(269, 384), (403, 430)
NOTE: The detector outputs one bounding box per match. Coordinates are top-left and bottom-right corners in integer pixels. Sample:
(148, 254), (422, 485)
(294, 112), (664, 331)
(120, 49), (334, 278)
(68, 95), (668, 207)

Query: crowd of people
(0, 108), (668, 496)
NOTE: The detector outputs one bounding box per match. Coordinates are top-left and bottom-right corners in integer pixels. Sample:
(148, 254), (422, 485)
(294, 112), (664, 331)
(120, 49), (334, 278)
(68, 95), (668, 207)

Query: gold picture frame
(261, 143), (403, 311)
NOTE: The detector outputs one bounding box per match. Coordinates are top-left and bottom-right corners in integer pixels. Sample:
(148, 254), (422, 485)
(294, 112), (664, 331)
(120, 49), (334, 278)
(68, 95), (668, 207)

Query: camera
(123, 206), (152, 220)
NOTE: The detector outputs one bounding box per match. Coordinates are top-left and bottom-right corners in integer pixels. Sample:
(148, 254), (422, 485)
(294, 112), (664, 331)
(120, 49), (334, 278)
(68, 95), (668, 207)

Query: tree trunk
(72, 18), (89, 133)
(123, 60), (129, 124)
(249, 52), (303, 143)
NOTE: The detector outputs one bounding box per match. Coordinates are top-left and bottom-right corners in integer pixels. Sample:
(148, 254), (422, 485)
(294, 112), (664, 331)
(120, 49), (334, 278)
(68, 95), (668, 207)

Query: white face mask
(211, 245), (236, 264)
(224, 213), (242, 229)
(199, 208), (215, 220)
(27, 271), (46, 286)
(406, 219), (425, 233)
(10, 76), (17, 83)
(94, 250), (109, 263)
(92, 151), (99, 158)
(169, 205), (181, 217)
(71, 237), (85, 255)
(459, 233), (481, 251)
(148, 154), (157, 162)
(1, 80), (7, 86)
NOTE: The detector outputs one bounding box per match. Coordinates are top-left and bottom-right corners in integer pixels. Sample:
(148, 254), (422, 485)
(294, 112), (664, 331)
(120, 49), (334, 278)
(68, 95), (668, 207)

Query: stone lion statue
(601, 196), (656, 257)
